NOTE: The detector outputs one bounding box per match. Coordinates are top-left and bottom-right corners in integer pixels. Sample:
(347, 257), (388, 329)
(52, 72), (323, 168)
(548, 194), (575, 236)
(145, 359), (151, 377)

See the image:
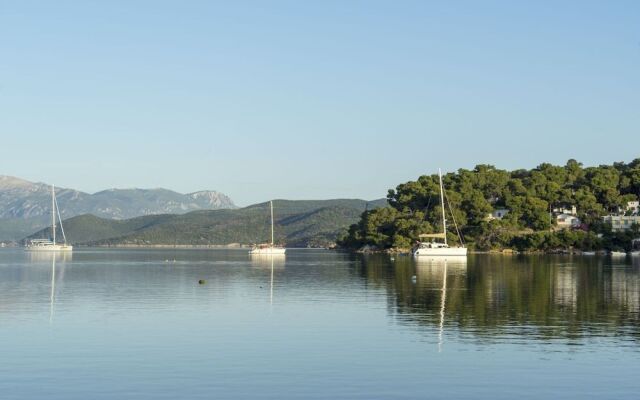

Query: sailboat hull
(413, 247), (467, 257)
(249, 247), (286, 255)
(25, 245), (73, 252)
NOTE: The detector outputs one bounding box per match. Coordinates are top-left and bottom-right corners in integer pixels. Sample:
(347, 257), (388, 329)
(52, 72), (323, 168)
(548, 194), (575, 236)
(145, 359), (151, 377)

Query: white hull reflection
(250, 253), (286, 269)
(414, 259), (467, 352)
(29, 250), (71, 324)
(249, 254), (285, 306)
(27, 250), (73, 262)
(414, 255), (468, 265)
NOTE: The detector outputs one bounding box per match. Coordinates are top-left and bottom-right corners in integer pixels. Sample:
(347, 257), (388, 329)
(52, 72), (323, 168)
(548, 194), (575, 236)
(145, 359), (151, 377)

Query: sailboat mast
(270, 200), (274, 247)
(54, 194), (67, 245)
(438, 169), (447, 245)
(51, 185), (56, 245)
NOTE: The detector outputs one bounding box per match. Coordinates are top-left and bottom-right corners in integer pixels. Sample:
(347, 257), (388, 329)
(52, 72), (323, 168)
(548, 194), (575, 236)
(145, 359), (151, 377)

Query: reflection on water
(250, 254), (286, 306)
(415, 255), (468, 265)
(3, 250), (639, 343)
(26, 250), (73, 263)
(50, 255), (55, 324)
(357, 254), (640, 342)
(414, 259), (467, 351)
(250, 253), (286, 269)
(22, 251), (73, 325)
(0, 249), (639, 399)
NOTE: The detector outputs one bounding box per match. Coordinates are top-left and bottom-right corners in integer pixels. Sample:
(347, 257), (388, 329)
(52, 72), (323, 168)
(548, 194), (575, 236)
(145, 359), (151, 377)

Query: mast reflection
(250, 254), (285, 306)
(356, 254), (640, 342)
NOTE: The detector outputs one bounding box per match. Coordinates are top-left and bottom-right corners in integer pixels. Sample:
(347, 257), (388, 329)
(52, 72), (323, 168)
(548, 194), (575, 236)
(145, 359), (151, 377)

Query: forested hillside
(26, 199), (387, 248)
(339, 160), (640, 252)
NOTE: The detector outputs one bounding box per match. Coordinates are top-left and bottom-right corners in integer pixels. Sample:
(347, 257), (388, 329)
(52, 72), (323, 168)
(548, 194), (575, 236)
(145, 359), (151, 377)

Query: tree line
(338, 159), (640, 252)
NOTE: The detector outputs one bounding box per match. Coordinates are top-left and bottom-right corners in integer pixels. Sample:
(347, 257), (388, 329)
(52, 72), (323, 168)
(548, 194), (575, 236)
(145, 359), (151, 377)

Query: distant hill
(25, 199), (387, 248)
(0, 175), (236, 241)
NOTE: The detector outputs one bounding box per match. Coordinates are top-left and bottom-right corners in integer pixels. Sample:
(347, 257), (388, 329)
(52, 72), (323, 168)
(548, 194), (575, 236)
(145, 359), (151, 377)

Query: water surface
(0, 249), (638, 399)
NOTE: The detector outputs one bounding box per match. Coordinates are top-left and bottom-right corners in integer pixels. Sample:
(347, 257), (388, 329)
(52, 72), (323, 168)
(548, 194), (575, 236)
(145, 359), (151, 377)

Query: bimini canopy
(419, 233), (446, 239)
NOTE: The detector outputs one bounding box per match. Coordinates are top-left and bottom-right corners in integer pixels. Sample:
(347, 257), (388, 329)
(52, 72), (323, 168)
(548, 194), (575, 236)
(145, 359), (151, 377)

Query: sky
(0, 1), (638, 206)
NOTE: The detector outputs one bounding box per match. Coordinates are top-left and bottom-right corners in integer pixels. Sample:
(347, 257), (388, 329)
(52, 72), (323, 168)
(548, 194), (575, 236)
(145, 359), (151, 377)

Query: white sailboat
(25, 185), (73, 252)
(249, 200), (286, 255)
(413, 169), (467, 258)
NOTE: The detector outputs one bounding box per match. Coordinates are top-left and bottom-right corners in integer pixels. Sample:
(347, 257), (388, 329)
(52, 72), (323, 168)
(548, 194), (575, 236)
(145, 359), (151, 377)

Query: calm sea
(0, 249), (638, 399)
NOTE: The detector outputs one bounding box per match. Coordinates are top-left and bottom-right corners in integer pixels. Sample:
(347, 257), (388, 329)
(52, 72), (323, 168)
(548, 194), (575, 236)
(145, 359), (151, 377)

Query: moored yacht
(413, 169), (467, 258)
(249, 201), (286, 255)
(25, 185), (73, 252)
(413, 239), (468, 257)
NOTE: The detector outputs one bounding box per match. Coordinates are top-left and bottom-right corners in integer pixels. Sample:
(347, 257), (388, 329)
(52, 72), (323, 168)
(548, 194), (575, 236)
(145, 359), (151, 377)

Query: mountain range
(0, 175), (236, 241)
(26, 199), (387, 248)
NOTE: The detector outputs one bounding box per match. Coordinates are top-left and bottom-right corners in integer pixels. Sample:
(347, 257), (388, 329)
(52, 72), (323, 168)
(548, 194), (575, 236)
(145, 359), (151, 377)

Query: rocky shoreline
(354, 246), (616, 255)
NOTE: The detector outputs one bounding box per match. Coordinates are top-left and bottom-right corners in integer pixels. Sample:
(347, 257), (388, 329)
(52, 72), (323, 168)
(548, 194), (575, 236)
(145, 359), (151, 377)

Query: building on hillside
(603, 215), (640, 231)
(616, 200), (639, 215)
(553, 205), (577, 216)
(556, 213), (581, 229)
(485, 208), (510, 221)
(626, 201), (639, 215)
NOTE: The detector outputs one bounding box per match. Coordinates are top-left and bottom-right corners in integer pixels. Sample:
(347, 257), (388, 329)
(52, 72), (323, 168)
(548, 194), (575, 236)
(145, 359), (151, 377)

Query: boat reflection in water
(25, 251), (72, 324)
(355, 254), (640, 345)
(250, 254), (286, 269)
(414, 255), (468, 266)
(415, 257), (467, 352)
(27, 250), (73, 263)
(250, 254), (286, 306)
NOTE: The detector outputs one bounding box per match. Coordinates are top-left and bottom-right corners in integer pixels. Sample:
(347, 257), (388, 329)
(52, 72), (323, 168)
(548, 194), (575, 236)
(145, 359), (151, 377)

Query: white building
(486, 208), (510, 221)
(603, 215), (640, 231)
(553, 205), (577, 216)
(556, 213), (581, 229)
(626, 201), (639, 215)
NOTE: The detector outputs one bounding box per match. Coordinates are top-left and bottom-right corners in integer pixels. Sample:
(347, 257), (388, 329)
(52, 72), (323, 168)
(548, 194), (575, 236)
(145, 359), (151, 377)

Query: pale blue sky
(1, 1), (638, 206)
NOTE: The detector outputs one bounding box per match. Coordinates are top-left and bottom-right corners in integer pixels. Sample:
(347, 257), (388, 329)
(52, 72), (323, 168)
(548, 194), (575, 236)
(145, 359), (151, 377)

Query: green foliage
(340, 159), (639, 251)
(511, 230), (603, 252)
(26, 199), (388, 248)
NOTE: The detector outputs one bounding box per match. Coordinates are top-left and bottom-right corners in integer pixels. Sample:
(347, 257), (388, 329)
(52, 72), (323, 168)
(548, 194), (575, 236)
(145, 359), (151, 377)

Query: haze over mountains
(0, 175), (236, 241)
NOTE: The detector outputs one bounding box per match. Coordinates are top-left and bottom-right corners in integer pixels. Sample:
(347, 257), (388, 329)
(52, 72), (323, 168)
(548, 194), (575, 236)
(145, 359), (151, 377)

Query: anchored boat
(249, 200), (286, 255)
(25, 185), (72, 252)
(413, 169), (467, 258)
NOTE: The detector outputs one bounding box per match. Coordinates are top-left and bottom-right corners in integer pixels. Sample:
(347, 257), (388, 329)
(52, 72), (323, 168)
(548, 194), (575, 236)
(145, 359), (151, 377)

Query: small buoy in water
(165, 259), (169, 262)
(198, 279), (206, 285)
(390, 257), (395, 261)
